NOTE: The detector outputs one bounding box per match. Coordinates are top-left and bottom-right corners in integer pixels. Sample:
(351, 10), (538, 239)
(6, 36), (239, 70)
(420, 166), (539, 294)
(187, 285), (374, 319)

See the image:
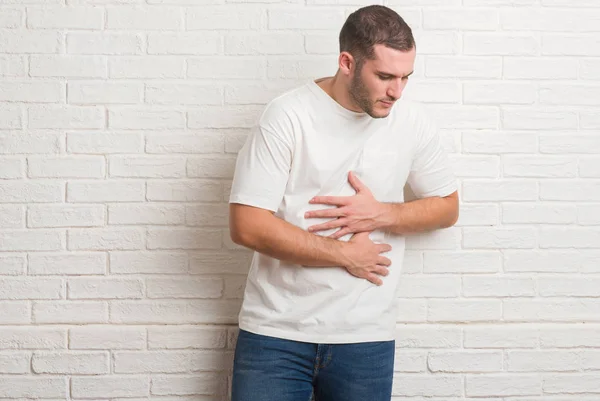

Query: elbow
(441, 192), (460, 228)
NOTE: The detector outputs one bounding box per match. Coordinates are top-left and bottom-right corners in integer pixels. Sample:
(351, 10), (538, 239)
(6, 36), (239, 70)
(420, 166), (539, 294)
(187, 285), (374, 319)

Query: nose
(387, 78), (406, 100)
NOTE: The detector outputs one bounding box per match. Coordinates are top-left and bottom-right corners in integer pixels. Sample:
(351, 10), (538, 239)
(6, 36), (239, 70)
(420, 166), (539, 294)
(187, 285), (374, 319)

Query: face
(348, 44), (416, 118)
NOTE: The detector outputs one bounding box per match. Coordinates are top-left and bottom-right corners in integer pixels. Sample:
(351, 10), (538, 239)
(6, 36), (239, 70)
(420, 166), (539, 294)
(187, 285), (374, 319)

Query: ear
(338, 51), (355, 76)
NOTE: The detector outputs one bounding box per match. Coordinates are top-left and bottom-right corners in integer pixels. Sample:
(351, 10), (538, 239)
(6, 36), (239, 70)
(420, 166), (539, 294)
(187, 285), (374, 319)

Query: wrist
(377, 202), (395, 232)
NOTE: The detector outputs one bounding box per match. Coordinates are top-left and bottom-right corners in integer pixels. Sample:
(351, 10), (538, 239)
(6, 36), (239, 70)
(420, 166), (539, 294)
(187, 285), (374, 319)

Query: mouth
(379, 100), (394, 107)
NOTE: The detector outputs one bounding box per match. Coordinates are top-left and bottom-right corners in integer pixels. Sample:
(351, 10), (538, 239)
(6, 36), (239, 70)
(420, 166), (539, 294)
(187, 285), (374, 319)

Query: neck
(318, 73), (364, 114)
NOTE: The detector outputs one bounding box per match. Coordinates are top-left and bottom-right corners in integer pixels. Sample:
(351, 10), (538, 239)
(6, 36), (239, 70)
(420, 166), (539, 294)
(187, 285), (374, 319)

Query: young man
(228, 5), (459, 401)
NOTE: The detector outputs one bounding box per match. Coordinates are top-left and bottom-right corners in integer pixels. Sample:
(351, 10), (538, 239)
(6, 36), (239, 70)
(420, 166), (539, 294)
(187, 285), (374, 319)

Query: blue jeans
(231, 329), (395, 401)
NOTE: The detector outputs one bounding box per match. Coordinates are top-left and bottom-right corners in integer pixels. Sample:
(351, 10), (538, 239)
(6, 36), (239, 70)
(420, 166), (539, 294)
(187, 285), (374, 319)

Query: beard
(348, 64), (395, 119)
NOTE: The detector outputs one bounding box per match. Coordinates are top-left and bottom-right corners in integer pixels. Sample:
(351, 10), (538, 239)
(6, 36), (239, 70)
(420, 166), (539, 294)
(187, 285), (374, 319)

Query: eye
(378, 75), (392, 80)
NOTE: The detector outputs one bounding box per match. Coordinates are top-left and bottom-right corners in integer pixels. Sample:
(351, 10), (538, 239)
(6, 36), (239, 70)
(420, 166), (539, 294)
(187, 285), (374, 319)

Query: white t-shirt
(229, 79), (457, 344)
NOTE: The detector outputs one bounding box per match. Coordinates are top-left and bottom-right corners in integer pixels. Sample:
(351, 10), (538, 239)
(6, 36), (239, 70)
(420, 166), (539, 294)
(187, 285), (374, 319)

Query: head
(338, 5), (416, 118)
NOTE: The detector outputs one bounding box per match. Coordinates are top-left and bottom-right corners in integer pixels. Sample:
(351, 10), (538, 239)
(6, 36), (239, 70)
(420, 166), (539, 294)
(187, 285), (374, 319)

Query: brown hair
(339, 5), (415, 69)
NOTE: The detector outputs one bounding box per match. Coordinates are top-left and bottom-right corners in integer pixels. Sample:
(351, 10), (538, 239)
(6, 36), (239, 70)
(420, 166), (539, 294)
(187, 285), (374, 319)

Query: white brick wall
(0, 0), (599, 399)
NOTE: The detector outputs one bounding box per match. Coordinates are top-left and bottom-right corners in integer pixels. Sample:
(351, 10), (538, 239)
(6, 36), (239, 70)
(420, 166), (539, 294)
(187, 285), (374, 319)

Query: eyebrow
(376, 70), (414, 78)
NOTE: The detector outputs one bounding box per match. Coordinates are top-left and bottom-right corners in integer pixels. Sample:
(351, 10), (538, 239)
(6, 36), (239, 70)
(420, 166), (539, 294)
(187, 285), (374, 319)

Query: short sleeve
(229, 125), (292, 212)
(406, 113), (458, 199)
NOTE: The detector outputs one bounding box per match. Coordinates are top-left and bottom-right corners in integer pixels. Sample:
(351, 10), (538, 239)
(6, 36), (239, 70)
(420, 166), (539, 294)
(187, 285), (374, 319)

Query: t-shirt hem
(419, 181), (459, 199)
(239, 321), (395, 344)
(229, 195), (278, 213)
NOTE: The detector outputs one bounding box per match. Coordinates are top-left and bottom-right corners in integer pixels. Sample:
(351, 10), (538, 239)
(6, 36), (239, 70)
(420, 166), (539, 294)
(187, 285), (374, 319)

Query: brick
(0, 352), (30, 374)
(224, 130), (250, 154)
(30, 55), (106, 78)
(0, 254), (25, 275)
(68, 181), (145, 202)
(428, 299), (501, 323)
(108, 204), (184, 225)
(428, 351), (502, 373)
(0, 55), (26, 76)
(540, 84), (600, 106)
(109, 156), (185, 178)
(188, 57), (265, 80)
(0, 301), (29, 323)
(27, 6), (103, 29)
(462, 180), (537, 201)
(0, 104), (21, 128)
(28, 156), (105, 178)
(145, 132), (224, 154)
(540, 227), (600, 248)
(542, 34), (600, 56)
(107, 7), (182, 29)
(503, 203), (576, 225)
(29, 252), (106, 275)
(541, 181), (600, 201)
(32, 351), (109, 374)
(581, 111), (600, 129)
(68, 228), (145, 251)
(538, 277), (600, 297)
(402, 81), (460, 104)
(0, 327), (66, 349)
(150, 373), (228, 396)
(67, 32), (143, 55)
(67, 132), (143, 154)
(148, 326), (227, 349)
(462, 131), (537, 154)
(0, 181), (63, 203)
(187, 6), (263, 30)
(425, 105), (499, 129)
(0, 377), (67, 398)
(0, 230), (62, 251)
(147, 228), (221, 250)
(466, 375), (540, 397)
(455, 204), (499, 226)
(68, 278), (143, 299)
(33, 301), (108, 324)
(464, 82), (536, 104)
(110, 300), (242, 324)
(145, 83), (222, 105)
(268, 9), (343, 30)
(148, 32), (220, 55)
(187, 156), (236, 178)
(448, 155), (499, 177)
(110, 56), (184, 79)
(424, 8), (498, 30)
(186, 204), (228, 226)
(464, 0), (535, 3)
(188, 106), (262, 129)
(71, 376), (149, 398)
(395, 325), (461, 348)
(0, 8), (22, 28)
(397, 276), (459, 298)
(504, 299), (600, 322)
(69, 82), (142, 104)
(225, 33), (303, 55)
(503, 108), (577, 130)
(501, 8), (600, 32)
(397, 299), (427, 323)
(29, 105), (104, 129)
(392, 374), (462, 397)
(394, 350), (427, 372)
(146, 180), (222, 202)
(267, 56), (333, 80)
(0, 132), (61, 154)
(0, 81), (63, 102)
(109, 108), (185, 129)
(305, 33), (338, 55)
(465, 326), (538, 348)
(580, 59), (600, 79)
(503, 156), (577, 178)
(578, 204), (600, 225)
(463, 276), (535, 297)
(223, 275), (246, 299)
(0, 277), (62, 299)
(463, 227), (537, 249)
(0, 158), (24, 179)
(504, 57), (578, 79)
(69, 326), (146, 350)
(539, 134), (600, 154)
(0, 30), (59, 53)
(540, 325), (600, 348)
(505, 250), (600, 273)
(113, 350), (233, 373)
(110, 251), (188, 274)
(414, 31), (459, 55)
(146, 277), (223, 299)
(405, 227), (461, 250)
(189, 251), (251, 274)
(543, 374), (600, 394)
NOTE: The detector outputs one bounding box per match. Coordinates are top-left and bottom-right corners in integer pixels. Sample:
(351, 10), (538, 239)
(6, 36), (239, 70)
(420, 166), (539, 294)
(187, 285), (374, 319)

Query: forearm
(231, 208), (348, 267)
(379, 195), (459, 235)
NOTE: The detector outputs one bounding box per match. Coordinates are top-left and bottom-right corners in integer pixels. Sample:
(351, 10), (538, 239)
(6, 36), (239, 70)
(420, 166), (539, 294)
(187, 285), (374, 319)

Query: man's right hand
(341, 232), (392, 286)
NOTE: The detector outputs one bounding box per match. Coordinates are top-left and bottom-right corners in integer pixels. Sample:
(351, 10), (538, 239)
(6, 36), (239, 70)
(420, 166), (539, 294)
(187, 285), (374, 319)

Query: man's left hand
(304, 171), (388, 239)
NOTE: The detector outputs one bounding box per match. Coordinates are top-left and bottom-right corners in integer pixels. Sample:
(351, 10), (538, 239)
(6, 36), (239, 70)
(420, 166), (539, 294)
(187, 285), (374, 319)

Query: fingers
(309, 196), (349, 206)
(308, 218), (346, 233)
(329, 227), (351, 239)
(377, 256), (392, 267)
(378, 243), (392, 253)
(305, 208), (346, 219)
(365, 273), (383, 286)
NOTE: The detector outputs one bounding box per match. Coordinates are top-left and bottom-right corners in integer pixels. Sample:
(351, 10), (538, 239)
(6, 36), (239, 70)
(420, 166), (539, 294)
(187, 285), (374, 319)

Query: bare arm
(229, 203), (348, 267)
(379, 190), (459, 235)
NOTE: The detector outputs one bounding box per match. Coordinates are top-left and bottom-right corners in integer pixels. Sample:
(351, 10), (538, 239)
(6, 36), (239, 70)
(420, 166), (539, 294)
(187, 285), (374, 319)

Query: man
(227, 5), (459, 401)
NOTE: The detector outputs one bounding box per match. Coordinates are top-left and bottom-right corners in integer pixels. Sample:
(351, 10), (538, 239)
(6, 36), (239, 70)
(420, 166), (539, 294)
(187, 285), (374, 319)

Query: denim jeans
(231, 329), (395, 401)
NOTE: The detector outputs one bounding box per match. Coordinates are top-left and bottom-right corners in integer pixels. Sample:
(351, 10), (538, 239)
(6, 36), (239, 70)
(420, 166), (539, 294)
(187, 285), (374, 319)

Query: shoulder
(258, 84), (312, 132)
